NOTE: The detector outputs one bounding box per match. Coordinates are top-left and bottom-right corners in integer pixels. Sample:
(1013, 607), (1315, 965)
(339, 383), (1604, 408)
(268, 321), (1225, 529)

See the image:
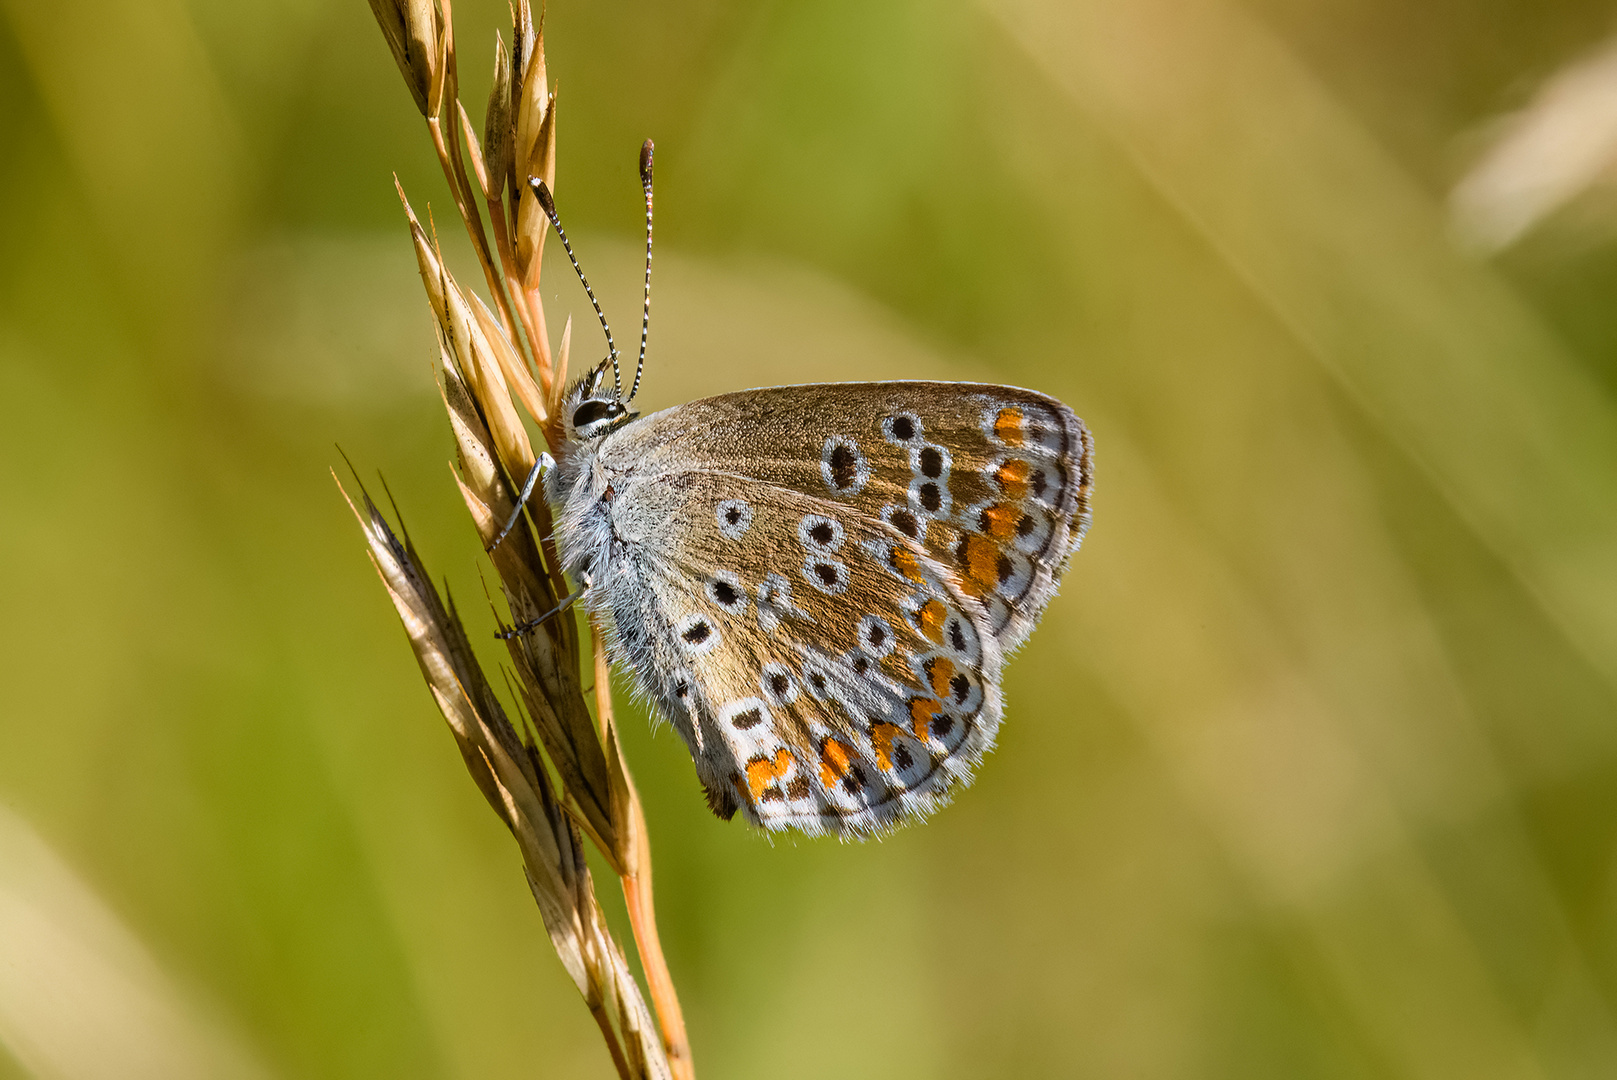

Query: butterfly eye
(572, 398), (628, 437)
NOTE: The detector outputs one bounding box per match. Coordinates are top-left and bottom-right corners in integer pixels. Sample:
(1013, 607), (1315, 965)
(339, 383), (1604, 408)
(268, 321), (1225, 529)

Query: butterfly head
(563, 360), (639, 441)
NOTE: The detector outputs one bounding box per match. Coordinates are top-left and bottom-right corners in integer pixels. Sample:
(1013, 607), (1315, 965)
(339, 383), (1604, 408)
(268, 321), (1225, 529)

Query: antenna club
(639, 140), (654, 187)
(529, 177), (557, 218)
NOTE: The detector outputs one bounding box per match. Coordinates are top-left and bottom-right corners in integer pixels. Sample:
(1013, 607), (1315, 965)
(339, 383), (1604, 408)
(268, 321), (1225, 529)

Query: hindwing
(590, 473), (1001, 835)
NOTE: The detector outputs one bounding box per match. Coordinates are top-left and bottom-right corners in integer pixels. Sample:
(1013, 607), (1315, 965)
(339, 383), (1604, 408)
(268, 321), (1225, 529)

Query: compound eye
(573, 399), (619, 430)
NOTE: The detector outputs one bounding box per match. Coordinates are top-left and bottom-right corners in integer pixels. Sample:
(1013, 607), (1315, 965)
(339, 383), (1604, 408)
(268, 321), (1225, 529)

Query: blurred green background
(5, 0), (1617, 1077)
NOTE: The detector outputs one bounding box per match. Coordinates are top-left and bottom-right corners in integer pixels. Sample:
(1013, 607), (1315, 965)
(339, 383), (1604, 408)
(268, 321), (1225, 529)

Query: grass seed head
(366, 0), (436, 115)
(469, 289), (548, 426)
(399, 190), (535, 480)
(457, 102), (494, 201)
(514, 28), (548, 187)
(514, 92), (556, 284)
(484, 34), (514, 201)
(354, 1), (690, 1072)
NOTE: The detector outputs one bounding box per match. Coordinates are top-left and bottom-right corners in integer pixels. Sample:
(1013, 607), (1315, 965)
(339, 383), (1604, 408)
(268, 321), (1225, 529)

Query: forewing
(604, 382), (1093, 653)
(599, 472), (1004, 836)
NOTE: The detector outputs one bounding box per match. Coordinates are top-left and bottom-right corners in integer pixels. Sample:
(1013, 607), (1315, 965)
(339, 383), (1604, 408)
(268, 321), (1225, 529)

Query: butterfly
(505, 145), (1092, 836)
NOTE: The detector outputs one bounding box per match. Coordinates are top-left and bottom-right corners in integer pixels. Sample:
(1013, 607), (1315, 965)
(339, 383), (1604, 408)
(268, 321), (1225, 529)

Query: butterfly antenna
(628, 140), (654, 404)
(529, 178), (621, 399)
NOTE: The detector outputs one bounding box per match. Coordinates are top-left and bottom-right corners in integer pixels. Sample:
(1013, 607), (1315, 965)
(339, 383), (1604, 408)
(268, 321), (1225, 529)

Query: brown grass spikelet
(482, 34), (514, 201)
(513, 68), (557, 286)
(338, 482), (669, 1079)
(347, 2), (693, 1076)
(365, 0), (439, 116)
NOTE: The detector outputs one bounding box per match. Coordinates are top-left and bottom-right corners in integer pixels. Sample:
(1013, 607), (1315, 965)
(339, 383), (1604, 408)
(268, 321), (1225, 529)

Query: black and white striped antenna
(628, 139), (654, 404)
(528, 177), (621, 398)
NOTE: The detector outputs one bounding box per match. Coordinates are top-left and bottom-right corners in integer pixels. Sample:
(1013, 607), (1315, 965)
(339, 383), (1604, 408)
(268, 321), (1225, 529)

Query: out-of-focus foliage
(2, 0), (1617, 1077)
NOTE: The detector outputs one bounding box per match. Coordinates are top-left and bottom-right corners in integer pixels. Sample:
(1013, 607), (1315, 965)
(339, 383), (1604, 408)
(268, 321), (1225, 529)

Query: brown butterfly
(505, 145), (1093, 835)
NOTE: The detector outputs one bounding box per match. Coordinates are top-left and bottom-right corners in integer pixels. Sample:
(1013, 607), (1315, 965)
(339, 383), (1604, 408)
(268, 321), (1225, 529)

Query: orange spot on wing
(926, 656), (957, 698)
(996, 459), (1031, 500)
(994, 407), (1024, 447)
(980, 502), (1018, 540)
(870, 722), (901, 771)
(890, 545), (924, 582)
(819, 738), (856, 788)
(745, 760), (771, 799)
(917, 599), (948, 643)
(909, 697), (943, 742)
(959, 534), (999, 598)
(746, 748), (795, 800)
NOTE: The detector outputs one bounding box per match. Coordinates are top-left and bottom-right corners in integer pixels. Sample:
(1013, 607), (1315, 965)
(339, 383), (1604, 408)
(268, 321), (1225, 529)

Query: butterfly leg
(496, 582), (585, 640)
(487, 452), (555, 553)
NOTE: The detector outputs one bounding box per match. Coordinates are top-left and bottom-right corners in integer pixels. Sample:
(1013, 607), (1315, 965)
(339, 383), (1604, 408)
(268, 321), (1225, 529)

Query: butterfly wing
(591, 470), (1004, 835)
(573, 381), (1090, 835)
(600, 382), (1093, 653)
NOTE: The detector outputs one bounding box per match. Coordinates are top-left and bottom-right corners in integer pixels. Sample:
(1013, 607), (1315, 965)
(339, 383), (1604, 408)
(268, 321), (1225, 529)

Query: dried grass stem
(352, 1), (693, 1075)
